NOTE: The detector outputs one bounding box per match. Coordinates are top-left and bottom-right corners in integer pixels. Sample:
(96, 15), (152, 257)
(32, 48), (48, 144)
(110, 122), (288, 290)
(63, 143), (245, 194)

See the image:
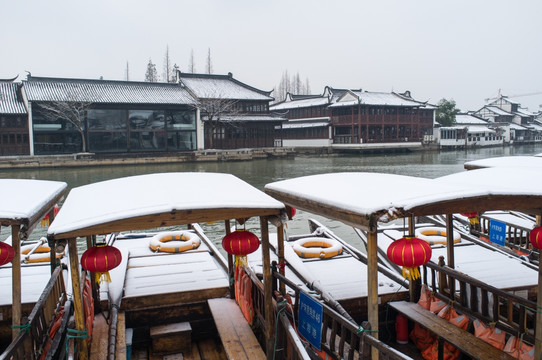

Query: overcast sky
(2, 0), (541, 112)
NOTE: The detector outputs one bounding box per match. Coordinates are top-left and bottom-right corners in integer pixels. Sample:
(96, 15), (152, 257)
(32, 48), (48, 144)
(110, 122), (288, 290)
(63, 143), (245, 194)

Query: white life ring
(415, 227), (461, 245)
(292, 237), (343, 259)
(149, 231), (201, 253)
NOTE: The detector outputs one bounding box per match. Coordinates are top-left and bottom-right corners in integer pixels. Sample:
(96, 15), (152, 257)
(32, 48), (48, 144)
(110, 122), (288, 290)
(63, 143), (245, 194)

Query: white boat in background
(0, 179), (67, 356)
(464, 154), (542, 170)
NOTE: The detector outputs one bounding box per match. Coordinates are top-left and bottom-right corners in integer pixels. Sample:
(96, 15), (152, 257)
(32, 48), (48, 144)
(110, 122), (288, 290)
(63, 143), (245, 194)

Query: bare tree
(125, 61), (130, 81)
(188, 49), (196, 73)
(37, 98), (92, 153)
(206, 48), (213, 74)
(196, 94), (240, 148)
(162, 45), (173, 82)
(145, 58), (158, 82)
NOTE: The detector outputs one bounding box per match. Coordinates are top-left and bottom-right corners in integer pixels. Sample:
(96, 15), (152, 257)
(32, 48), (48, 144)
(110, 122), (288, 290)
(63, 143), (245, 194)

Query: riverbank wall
(0, 142), (433, 170)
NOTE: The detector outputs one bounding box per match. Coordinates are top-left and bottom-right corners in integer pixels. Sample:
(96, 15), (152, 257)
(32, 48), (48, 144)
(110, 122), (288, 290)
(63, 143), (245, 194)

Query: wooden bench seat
(207, 298), (266, 360)
(390, 301), (515, 360)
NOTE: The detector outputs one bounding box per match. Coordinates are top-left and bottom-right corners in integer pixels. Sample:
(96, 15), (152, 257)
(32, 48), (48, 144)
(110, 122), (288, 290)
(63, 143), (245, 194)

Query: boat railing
(0, 266), (67, 360)
(422, 256), (537, 345)
(478, 215), (538, 262)
(249, 267), (413, 360)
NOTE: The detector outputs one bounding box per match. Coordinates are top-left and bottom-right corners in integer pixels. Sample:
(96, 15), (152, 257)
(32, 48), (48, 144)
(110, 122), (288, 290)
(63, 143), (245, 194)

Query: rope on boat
(65, 328), (88, 359)
(11, 323), (31, 334)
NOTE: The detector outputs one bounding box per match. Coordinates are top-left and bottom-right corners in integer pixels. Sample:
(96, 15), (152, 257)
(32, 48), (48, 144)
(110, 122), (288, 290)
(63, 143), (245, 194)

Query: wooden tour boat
(264, 167), (542, 360)
(0, 179), (67, 357)
(6, 172), (407, 360)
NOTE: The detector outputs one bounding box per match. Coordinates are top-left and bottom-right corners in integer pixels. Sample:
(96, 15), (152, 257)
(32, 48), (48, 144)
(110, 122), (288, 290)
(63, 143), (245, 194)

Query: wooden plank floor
(134, 338), (227, 360)
(208, 298), (265, 360)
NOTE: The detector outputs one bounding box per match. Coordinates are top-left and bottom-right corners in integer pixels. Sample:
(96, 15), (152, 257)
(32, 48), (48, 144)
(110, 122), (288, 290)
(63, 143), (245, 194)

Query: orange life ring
(149, 231), (201, 253)
(415, 227), (461, 245)
(21, 244), (63, 263)
(292, 237), (343, 259)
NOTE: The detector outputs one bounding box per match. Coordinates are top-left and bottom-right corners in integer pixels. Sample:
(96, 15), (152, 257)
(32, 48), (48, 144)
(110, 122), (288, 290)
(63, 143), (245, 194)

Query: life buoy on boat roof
(149, 231), (201, 253)
(292, 237), (343, 259)
(415, 227), (461, 245)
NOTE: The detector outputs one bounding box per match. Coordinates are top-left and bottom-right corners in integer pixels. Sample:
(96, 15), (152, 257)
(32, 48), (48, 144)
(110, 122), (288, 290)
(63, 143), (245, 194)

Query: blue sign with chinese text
(298, 291), (323, 350)
(489, 219), (506, 246)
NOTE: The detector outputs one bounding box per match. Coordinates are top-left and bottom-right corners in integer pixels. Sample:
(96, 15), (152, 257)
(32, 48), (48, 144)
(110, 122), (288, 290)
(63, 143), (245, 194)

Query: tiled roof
(0, 82), (26, 114)
(483, 106), (513, 116)
(202, 114), (286, 122)
(23, 77), (196, 105)
(270, 96), (330, 110)
(455, 114), (488, 125)
(179, 73), (273, 101)
(330, 91), (422, 107)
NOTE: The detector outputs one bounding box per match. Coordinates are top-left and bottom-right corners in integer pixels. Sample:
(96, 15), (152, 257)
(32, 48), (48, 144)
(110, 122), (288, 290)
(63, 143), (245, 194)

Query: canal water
(4, 144), (541, 250)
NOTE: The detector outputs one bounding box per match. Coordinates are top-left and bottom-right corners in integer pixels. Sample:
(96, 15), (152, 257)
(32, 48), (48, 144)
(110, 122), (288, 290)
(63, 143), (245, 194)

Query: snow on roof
(202, 114), (286, 122)
(484, 106), (513, 116)
(455, 114), (487, 125)
(0, 179), (67, 224)
(515, 108), (535, 117)
(0, 82), (26, 114)
(467, 125), (494, 133)
(265, 168), (542, 227)
(509, 123), (528, 130)
(464, 155), (542, 170)
(329, 91), (422, 108)
(23, 76), (196, 105)
(270, 96), (330, 110)
(179, 73), (273, 101)
(281, 121), (329, 129)
(48, 172), (284, 238)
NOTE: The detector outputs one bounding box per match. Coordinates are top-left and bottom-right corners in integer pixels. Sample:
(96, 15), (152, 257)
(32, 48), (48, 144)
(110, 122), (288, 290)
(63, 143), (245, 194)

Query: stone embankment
(0, 148), (296, 170)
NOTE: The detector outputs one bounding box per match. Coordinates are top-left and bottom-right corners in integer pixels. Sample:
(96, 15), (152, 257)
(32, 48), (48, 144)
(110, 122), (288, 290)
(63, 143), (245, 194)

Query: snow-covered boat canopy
(48, 172), (285, 239)
(264, 168), (542, 230)
(0, 179), (67, 237)
(464, 155), (542, 170)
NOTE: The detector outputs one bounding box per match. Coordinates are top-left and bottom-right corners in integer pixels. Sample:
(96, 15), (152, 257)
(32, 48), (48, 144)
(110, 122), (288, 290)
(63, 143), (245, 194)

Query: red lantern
(41, 204), (60, 227)
(81, 244), (122, 283)
(460, 212), (479, 226)
(0, 242), (14, 266)
(387, 236), (432, 280)
(286, 207), (296, 220)
(222, 230), (260, 256)
(529, 226), (542, 250)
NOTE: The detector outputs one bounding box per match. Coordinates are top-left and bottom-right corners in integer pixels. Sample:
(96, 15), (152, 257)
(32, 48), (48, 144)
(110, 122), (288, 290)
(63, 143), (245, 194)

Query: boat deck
(248, 234), (407, 302)
(104, 232), (229, 311)
(380, 229), (539, 292)
(0, 263), (55, 307)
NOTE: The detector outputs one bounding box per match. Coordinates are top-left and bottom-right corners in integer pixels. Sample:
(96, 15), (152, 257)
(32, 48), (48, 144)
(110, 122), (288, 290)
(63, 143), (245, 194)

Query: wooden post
(48, 207), (57, 273)
(11, 225), (21, 340)
(86, 236), (100, 312)
(445, 214), (455, 269)
(367, 221), (379, 360)
(260, 216), (274, 360)
(407, 216), (420, 302)
(277, 224), (286, 295)
(68, 237), (89, 359)
(224, 220), (235, 298)
(535, 215), (542, 360)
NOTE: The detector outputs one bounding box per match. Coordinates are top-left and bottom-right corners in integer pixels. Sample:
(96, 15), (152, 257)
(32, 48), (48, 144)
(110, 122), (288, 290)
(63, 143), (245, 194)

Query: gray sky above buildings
(2, 0), (541, 112)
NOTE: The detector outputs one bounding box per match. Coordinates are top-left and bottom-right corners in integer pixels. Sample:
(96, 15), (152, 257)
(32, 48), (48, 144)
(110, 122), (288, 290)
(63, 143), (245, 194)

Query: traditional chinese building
(270, 87), (435, 147)
(178, 72), (285, 149)
(0, 79), (29, 155)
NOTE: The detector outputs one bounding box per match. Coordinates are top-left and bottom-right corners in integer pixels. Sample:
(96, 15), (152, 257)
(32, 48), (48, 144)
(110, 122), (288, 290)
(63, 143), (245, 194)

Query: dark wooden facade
(331, 105), (434, 144)
(204, 120), (278, 149)
(0, 114), (29, 156)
